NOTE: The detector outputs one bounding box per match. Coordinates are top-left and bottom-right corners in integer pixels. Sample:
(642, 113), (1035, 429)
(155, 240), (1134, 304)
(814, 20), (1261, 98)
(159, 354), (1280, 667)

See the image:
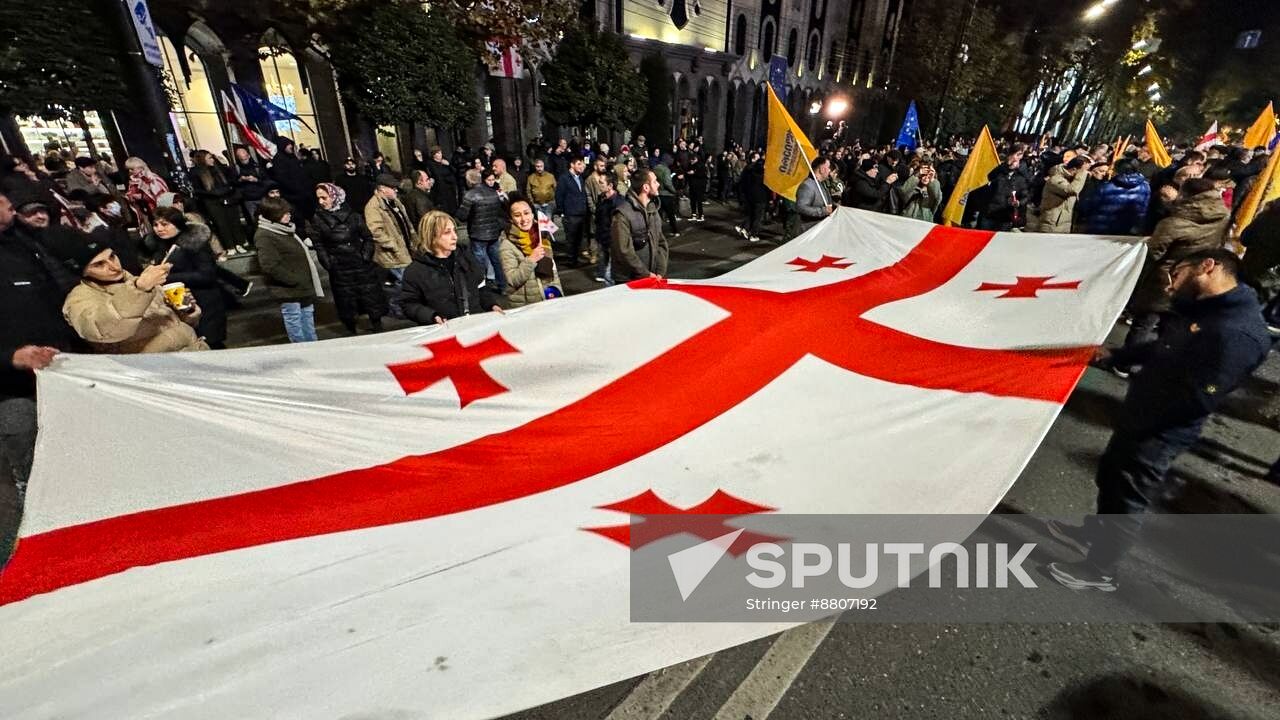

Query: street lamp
(1083, 0), (1119, 21)
(825, 97), (850, 119)
(809, 101), (822, 115)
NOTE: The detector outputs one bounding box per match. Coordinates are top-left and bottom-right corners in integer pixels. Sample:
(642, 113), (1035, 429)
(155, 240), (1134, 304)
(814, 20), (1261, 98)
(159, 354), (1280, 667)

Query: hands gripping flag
(0, 211), (1145, 719)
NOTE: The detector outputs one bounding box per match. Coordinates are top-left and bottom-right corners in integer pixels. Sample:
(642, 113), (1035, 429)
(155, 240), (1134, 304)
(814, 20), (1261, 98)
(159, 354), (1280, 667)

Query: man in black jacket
(335, 158), (375, 213)
(735, 152), (769, 243)
(979, 144), (1030, 231)
(843, 160), (895, 212)
(1048, 249), (1272, 591)
(0, 189), (81, 557)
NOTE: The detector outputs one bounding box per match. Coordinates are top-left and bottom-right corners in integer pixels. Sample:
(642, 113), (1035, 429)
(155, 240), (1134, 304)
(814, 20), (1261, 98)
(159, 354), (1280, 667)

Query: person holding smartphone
(499, 199), (561, 307)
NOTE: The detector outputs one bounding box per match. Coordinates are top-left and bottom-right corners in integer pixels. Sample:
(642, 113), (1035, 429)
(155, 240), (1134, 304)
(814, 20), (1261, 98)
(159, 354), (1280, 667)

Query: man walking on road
(1048, 249), (1271, 591)
(555, 157), (591, 266)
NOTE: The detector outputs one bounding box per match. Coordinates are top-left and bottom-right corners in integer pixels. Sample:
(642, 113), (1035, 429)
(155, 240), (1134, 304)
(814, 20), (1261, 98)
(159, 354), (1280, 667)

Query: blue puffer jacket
(1078, 172), (1151, 236)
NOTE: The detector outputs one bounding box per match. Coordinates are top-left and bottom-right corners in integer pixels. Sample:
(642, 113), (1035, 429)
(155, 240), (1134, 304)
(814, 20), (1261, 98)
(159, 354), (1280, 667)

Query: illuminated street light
(809, 101), (822, 115)
(825, 97), (850, 118)
(1083, 0), (1119, 21)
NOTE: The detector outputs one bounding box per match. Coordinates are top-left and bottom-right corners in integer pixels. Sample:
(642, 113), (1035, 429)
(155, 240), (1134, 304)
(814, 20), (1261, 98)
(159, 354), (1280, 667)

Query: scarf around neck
(508, 224), (536, 256)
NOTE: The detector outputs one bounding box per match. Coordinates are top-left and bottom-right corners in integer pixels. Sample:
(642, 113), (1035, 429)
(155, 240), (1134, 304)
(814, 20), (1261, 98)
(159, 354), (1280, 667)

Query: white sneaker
(735, 226), (749, 239)
(748, 235), (761, 243)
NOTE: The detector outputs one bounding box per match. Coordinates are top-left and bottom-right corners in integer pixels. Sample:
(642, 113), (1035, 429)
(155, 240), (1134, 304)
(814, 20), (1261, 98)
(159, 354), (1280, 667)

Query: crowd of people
(4, 125), (1280, 585)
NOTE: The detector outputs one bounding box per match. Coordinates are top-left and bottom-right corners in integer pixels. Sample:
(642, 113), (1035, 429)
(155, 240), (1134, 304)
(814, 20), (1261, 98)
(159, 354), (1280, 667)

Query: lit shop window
(160, 35), (227, 161)
(258, 46), (321, 150)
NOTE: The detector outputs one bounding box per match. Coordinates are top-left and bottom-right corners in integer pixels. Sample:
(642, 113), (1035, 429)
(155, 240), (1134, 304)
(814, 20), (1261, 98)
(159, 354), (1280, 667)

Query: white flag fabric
(0, 210), (1144, 719)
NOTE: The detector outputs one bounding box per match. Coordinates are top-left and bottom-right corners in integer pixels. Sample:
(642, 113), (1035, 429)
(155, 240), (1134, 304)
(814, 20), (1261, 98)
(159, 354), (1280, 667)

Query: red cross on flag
(0, 210), (1145, 718)
(486, 41), (525, 79)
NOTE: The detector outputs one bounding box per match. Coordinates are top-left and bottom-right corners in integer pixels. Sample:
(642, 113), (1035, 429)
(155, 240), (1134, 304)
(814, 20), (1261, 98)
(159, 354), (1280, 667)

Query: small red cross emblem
(584, 489), (779, 555)
(386, 333), (521, 408)
(975, 276), (1081, 299)
(787, 255), (855, 273)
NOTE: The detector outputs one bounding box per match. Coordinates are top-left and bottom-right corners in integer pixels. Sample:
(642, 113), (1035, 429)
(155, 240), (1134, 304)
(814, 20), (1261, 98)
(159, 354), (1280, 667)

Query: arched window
(761, 18), (776, 58)
(159, 35), (227, 159)
(733, 15), (747, 55)
(787, 28), (799, 67)
(258, 42), (321, 150)
(806, 30), (821, 71)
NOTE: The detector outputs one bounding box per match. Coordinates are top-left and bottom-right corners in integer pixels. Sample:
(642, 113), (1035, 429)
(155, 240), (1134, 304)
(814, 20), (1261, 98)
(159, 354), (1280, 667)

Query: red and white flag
(220, 89), (276, 158)
(1195, 120), (1221, 151)
(0, 211), (1145, 719)
(487, 41), (525, 78)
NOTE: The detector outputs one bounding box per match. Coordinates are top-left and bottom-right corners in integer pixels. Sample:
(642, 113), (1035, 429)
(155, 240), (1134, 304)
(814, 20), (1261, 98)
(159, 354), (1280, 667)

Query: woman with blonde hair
(123, 156), (170, 218)
(399, 210), (503, 325)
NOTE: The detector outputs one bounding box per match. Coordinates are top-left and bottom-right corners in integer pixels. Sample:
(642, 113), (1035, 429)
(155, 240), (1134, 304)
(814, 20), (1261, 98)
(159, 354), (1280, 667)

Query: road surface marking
(605, 654), (715, 720)
(712, 620), (838, 720)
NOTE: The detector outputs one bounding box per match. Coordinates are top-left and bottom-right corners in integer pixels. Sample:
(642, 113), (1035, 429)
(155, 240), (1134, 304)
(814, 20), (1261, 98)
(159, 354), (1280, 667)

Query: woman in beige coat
(498, 198), (561, 307)
(1035, 157), (1089, 233)
(60, 239), (208, 354)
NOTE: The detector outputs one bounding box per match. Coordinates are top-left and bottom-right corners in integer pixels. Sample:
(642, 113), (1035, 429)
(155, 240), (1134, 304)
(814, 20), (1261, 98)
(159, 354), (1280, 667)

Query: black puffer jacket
(456, 184), (508, 244)
(399, 250), (503, 324)
(307, 207), (387, 319)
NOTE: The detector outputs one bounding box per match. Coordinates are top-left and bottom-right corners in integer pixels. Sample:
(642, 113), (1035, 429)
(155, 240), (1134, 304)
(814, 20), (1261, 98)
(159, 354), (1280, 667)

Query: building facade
(3, 1), (907, 175)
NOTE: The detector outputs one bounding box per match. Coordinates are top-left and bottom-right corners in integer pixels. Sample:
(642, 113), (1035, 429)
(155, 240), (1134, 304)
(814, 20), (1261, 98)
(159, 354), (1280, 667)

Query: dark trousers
(658, 196), (679, 235)
(204, 201), (247, 249)
(0, 397), (36, 566)
(744, 201), (765, 236)
(563, 214), (589, 260)
(690, 186), (705, 217)
(1083, 426), (1199, 572)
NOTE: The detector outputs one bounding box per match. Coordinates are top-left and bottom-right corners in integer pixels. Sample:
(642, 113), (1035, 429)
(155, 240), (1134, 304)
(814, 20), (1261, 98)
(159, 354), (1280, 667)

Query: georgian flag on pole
(220, 89), (276, 158)
(0, 211), (1144, 719)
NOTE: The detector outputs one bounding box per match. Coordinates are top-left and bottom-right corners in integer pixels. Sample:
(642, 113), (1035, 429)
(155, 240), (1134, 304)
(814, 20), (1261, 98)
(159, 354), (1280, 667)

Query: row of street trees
(1, 0), (674, 161)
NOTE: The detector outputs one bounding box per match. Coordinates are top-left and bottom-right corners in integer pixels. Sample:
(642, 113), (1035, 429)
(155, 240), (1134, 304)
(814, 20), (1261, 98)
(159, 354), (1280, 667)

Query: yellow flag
(1235, 142), (1280, 235)
(1144, 119), (1172, 168)
(941, 125), (1000, 227)
(1108, 135), (1131, 177)
(763, 83), (818, 201)
(1242, 101), (1277, 149)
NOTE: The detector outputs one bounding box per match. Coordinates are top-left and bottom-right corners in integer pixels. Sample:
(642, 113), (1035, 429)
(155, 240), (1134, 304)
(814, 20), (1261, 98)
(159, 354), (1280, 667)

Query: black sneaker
(1046, 520), (1091, 557)
(1048, 561), (1117, 592)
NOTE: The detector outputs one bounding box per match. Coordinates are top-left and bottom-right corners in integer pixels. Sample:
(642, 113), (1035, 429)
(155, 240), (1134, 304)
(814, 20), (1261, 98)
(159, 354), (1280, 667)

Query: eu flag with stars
(896, 101), (921, 152)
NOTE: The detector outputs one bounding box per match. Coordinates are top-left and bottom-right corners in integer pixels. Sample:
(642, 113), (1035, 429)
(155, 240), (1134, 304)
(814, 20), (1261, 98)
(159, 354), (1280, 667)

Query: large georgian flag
(0, 211), (1144, 719)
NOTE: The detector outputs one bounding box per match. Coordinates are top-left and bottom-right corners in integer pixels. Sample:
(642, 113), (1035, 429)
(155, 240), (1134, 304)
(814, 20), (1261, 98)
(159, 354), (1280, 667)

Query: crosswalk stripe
(711, 620), (837, 720)
(604, 654), (715, 720)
